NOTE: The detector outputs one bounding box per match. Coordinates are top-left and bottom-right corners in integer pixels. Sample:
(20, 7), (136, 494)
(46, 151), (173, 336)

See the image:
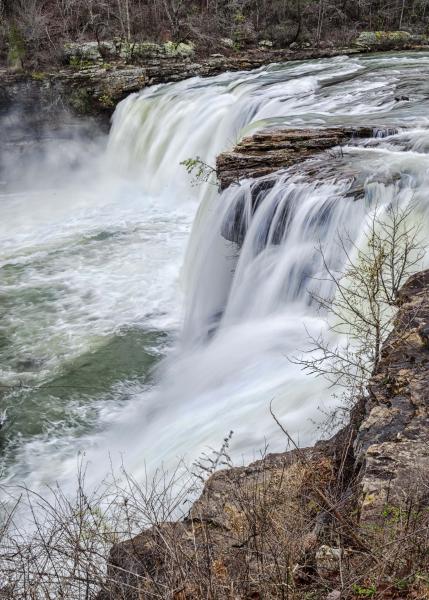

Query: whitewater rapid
(2, 51), (429, 493)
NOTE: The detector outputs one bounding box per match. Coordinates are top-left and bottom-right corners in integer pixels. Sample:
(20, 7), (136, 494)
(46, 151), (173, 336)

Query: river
(1, 51), (429, 496)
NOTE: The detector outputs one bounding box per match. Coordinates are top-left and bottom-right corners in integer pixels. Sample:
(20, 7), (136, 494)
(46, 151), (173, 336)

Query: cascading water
(2, 52), (429, 495)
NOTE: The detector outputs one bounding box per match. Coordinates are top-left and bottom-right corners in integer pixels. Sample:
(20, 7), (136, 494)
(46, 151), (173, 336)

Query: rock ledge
(217, 127), (374, 189)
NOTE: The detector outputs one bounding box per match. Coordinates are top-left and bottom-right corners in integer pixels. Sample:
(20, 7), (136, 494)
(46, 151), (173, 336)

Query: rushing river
(1, 51), (429, 494)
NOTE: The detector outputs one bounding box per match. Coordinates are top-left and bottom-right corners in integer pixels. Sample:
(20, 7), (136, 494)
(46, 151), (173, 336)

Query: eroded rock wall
(355, 270), (429, 522)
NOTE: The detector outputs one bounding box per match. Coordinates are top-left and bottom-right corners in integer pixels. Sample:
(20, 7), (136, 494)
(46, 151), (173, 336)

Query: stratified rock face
(355, 270), (429, 522)
(217, 126), (376, 246)
(216, 127), (373, 189)
(53, 47), (364, 115)
(1, 47), (365, 117)
(63, 40), (196, 64)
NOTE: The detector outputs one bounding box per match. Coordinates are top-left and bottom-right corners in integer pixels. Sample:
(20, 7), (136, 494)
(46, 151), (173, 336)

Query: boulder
(354, 30), (421, 49)
(220, 37), (234, 48)
(63, 41), (115, 64)
(315, 545), (342, 578)
(259, 39), (274, 49)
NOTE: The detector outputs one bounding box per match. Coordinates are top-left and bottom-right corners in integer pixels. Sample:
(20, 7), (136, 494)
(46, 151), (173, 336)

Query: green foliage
(98, 93), (115, 109)
(352, 583), (377, 597)
(394, 577), (411, 591)
(7, 24), (25, 69)
(69, 56), (94, 69)
(234, 11), (246, 24)
(382, 504), (403, 522)
(181, 156), (218, 186)
(30, 71), (46, 81)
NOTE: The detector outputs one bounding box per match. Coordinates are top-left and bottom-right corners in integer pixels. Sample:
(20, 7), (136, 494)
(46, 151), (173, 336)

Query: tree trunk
(399, 0), (406, 28)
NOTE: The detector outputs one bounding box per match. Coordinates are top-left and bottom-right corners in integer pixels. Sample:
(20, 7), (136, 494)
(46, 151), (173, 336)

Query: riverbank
(1, 47), (359, 119)
(1, 42), (429, 120)
(98, 270), (429, 599)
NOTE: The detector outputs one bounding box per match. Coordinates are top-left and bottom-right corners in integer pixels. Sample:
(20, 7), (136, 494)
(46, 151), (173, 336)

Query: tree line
(0, 0), (428, 67)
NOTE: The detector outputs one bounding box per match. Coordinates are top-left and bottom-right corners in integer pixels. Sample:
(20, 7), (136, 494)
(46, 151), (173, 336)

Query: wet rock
(217, 127), (374, 190)
(220, 176), (277, 245)
(16, 357), (42, 372)
(217, 126), (380, 245)
(0, 70), (106, 184)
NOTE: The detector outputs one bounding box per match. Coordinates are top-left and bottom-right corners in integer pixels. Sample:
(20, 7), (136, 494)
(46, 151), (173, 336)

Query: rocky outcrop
(217, 127), (377, 245)
(216, 127), (374, 189)
(2, 40), (429, 119)
(63, 40), (196, 64)
(355, 31), (427, 50)
(355, 269), (429, 523)
(97, 438), (352, 600)
(0, 47), (370, 118)
(58, 46), (362, 114)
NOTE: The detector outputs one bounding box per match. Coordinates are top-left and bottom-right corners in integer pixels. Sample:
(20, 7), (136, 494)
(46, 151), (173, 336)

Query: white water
(2, 52), (429, 494)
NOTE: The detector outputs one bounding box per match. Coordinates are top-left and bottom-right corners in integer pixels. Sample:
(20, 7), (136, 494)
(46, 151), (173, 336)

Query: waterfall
(2, 51), (429, 494)
(182, 171), (366, 345)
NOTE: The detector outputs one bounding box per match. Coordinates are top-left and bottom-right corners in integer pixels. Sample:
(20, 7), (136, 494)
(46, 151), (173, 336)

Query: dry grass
(1, 431), (427, 600)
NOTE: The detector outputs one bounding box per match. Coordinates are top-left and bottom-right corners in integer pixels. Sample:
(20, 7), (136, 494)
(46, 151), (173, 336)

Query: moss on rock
(7, 25), (25, 71)
(354, 30), (424, 49)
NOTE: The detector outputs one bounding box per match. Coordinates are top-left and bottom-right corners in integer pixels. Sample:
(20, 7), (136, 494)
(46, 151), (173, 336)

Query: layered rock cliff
(216, 127), (374, 189)
(355, 270), (429, 524)
(0, 47), (362, 119)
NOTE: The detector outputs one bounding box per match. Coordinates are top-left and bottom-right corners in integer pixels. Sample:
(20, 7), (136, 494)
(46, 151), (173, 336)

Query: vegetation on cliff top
(1, 0), (429, 69)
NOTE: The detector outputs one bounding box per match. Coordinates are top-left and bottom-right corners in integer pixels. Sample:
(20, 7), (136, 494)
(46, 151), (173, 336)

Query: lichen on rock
(354, 30), (426, 49)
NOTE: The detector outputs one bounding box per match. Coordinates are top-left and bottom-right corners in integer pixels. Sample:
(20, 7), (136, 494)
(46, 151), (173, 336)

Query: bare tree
(295, 199), (424, 403)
